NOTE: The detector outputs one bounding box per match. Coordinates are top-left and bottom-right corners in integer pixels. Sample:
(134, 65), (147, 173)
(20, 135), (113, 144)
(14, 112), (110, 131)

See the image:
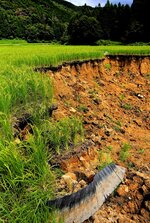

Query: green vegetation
(0, 0), (77, 43)
(122, 103), (132, 110)
(146, 74), (150, 80)
(113, 120), (123, 133)
(0, 0), (150, 44)
(119, 93), (126, 101)
(41, 117), (84, 154)
(0, 132), (55, 223)
(68, 14), (102, 45)
(0, 43), (90, 222)
(98, 151), (113, 170)
(138, 148), (145, 154)
(98, 144), (114, 170)
(106, 145), (113, 151)
(120, 143), (132, 162)
(96, 39), (122, 46)
(77, 104), (89, 113)
(0, 39), (28, 45)
(105, 63), (111, 71)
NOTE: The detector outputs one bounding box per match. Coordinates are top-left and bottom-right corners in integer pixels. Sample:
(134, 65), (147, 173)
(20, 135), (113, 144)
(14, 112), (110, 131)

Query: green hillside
(0, 0), (77, 42)
(0, 0), (150, 44)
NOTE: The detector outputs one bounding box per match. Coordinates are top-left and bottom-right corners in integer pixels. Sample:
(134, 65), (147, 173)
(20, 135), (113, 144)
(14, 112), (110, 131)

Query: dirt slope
(48, 56), (150, 222)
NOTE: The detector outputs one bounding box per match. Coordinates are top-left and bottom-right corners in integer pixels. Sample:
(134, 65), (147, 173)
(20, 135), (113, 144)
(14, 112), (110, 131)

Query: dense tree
(0, 0), (150, 44)
(0, 0), (77, 42)
(132, 0), (150, 41)
(68, 14), (102, 45)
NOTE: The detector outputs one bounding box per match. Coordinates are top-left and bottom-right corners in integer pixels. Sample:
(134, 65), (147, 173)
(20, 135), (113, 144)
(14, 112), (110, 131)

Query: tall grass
(0, 118), (84, 222)
(0, 134), (55, 223)
(41, 117), (84, 154)
(0, 69), (53, 115)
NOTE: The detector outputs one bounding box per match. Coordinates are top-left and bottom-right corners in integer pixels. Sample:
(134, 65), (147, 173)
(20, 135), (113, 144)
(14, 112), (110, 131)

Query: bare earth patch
(47, 56), (150, 222)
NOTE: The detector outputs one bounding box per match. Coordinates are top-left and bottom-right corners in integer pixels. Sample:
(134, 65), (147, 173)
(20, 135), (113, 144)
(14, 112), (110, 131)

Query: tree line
(0, 0), (149, 44)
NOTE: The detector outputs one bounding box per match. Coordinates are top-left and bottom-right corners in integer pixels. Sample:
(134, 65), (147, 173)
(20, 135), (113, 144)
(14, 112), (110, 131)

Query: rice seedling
(40, 117), (84, 154)
(0, 136), (55, 223)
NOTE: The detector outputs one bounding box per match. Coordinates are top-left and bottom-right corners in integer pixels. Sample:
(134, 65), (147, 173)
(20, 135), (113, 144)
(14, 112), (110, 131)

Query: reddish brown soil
(48, 56), (150, 222)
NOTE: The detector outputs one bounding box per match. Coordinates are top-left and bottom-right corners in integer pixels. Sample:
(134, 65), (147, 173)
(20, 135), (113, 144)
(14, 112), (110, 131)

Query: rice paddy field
(0, 40), (150, 223)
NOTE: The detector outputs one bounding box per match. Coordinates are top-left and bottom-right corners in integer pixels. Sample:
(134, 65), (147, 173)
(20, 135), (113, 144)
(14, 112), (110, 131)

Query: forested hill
(0, 0), (150, 44)
(0, 0), (79, 42)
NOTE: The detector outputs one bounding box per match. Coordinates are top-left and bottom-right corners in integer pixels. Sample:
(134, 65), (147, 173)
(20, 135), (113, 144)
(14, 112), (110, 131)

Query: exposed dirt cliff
(44, 55), (150, 222)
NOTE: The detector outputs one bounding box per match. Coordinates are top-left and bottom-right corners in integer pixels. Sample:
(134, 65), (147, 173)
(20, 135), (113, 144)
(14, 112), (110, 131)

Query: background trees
(0, 0), (149, 44)
(68, 15), (102, 45)
(132, 0), (150, 41)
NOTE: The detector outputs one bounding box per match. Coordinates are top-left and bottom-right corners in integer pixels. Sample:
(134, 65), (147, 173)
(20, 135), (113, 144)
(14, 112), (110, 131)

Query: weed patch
(122, 103), (132, 110)
(119, 93), (126, 101)
(105, 63), (111, 71)
(41, 117), (84, 154)
(98, 151), (113, 170)
(120, 143), (131, 162)
(77, 104), (89, 113)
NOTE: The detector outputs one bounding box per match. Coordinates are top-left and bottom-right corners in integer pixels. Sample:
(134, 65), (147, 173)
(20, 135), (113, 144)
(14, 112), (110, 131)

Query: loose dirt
(47, 56), (150, 222)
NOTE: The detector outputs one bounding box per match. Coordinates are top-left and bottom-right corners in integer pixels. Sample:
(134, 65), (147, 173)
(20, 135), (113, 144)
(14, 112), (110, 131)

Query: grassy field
(0, 41), (150, 222)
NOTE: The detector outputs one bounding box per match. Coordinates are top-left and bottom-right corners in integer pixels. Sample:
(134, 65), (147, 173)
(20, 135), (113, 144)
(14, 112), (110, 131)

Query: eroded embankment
(39, 55), (150, 77)
(41, 55), (150, 223)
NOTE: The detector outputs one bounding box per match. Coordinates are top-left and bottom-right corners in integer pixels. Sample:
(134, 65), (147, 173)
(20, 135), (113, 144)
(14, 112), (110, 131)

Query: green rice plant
(0, 68), (53, 116)
(0, 113), (13, 143)
(41, 117), (84, 153)
(41, 117), (84, 154)
(0, 136), (55, 223)
(119, 143), (131, 162)
(1, 44), (150, 72)
(0, 139), (54, 222)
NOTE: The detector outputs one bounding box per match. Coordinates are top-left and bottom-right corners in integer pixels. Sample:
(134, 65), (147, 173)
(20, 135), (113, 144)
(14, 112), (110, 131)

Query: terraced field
(0, 42), (150, 222)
